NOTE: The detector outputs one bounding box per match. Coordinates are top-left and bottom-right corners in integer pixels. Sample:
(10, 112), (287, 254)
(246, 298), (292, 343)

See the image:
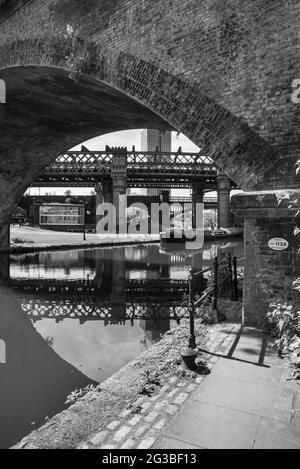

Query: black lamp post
(188, 268), (196, 349)
(181, 268), (198, 369)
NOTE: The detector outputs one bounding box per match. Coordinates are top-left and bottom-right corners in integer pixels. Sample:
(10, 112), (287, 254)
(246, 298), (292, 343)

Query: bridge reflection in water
(0, 241), (243, 448)
(5, 242), (243, 326)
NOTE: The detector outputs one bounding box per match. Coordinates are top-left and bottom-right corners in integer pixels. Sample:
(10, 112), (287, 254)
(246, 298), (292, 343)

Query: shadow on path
(199, 326), (271, 369)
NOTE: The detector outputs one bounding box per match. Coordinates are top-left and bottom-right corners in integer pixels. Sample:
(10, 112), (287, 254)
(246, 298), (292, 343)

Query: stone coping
(232, 190), (300, 218)
(0, 238), (160, 254)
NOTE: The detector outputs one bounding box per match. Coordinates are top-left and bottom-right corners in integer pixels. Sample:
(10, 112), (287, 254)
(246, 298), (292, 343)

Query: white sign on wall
(268, 238), (289, 251)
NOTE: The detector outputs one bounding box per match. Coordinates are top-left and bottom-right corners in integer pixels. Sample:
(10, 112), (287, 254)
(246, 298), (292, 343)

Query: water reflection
(0, 239), (243, 448)
(0, 286), (94, 449)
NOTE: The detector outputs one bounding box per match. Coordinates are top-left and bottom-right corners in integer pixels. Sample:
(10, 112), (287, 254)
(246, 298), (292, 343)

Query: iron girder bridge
(9, 277), (190, 324)
(18, 299), (189, 325)
(33, 150), (225, 189)
(6, 277), (189, 297)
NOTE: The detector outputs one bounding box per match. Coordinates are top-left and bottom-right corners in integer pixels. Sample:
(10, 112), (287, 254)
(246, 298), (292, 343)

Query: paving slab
(154, 437), (203, 450)
(160, 327), (299, 449)
(164, 400), (261, 449)
(211, 357), (283, 386)
(254, 417), (300, 449)
(191, 374), (291, 422)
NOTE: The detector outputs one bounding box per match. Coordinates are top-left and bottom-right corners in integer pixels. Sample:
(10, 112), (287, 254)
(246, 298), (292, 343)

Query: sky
(71, 129), (200, 153)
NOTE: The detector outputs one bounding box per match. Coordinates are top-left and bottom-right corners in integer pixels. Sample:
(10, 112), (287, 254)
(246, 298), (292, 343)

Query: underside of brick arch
(0, 65), (174, 235)
(0, 39), (294, 243)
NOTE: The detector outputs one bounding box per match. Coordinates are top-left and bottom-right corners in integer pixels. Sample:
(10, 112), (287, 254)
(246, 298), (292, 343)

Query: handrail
(191, 255), (245, 308)
(193, 256), (244, 279)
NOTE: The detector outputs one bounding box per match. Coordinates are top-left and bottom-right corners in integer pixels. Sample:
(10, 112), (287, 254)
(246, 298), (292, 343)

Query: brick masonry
(0, 0), (299, 242)
(232, 190), (300, 326)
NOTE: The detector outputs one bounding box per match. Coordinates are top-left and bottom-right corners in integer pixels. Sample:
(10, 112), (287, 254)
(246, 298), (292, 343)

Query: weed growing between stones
(65, 384), (101, 405)
(131, 322), (208, 391)
(139, 370), (161, 397)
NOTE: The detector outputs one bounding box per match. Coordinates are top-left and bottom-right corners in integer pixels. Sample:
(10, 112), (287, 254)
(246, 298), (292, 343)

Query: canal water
(0, 239), (243, 448)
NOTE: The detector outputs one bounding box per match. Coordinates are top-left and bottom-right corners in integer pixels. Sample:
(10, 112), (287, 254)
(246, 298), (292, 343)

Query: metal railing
(170, 197), (218, 205)
(41, 150), (217, 178)
(187, 255), (244, 349)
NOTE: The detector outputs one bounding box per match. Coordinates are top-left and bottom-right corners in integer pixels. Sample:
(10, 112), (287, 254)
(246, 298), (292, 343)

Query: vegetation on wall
(62, 24), (97, 81)
(267, 158), (300, 380)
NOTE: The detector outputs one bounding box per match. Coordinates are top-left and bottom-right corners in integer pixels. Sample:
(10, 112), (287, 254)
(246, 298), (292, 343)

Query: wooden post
(228, 253), (235, 300)
(213, 257), (219, 310)
(233, 256), (239, 301)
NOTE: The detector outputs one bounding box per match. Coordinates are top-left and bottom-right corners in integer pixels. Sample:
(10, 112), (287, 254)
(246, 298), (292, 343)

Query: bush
(267, 303), (300, 380)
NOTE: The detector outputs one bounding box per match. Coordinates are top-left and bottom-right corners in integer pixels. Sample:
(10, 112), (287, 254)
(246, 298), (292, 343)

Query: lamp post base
(180, 348), (198, 370)
(180, 348), (211, 375)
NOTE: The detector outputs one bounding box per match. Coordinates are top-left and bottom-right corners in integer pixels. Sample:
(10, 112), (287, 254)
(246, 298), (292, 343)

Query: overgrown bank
(14, 320), (210, 449)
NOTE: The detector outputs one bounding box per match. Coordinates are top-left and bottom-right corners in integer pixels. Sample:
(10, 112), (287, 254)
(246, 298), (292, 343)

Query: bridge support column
(191, 183), (204, 229)
(161, 191), (170, 204)
(232, 190), (300, 328)
(111, 148), (127, 234)
(111, 247), (126, 321)
(95, 180), (113, 233)
(0, 222), (10, 249)
(217, 175), (231, 229)
(0, 252), (9, 283)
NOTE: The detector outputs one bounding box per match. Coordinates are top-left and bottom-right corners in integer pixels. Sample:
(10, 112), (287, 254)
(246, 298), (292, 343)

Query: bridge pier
(232, 190), (300, 328)
(111, 247), (126, 321)
(160, 191), (170, 204)
(217, 176), (231, 229)
(0, 253), (9, 283)
(191, 182), (204, 229)
(0, 223), (9, 249)
(95, 180), (113, 233)
(111, 148), (127, 234)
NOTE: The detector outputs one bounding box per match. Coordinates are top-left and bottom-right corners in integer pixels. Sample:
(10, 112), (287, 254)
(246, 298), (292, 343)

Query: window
(39, 205), (84, 226)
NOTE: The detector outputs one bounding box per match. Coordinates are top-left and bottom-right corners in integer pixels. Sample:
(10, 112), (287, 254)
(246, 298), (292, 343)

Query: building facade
(141, 130), (172, 197)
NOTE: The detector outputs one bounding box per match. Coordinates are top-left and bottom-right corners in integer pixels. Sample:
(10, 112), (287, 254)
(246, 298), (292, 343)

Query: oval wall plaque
(268, 238), (289, 251)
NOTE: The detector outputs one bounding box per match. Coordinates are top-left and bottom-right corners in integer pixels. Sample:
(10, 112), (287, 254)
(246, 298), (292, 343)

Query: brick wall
(0, 0), (299, 242)
(233, 190), (300, 326)
(0, 0), (299, 168)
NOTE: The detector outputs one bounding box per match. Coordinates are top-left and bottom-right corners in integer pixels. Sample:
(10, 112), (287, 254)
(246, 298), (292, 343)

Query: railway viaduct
(0, 0), (299, 325)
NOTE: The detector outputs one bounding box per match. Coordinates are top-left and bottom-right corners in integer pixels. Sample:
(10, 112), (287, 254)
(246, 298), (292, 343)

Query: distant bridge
(32, 149), (234, 189)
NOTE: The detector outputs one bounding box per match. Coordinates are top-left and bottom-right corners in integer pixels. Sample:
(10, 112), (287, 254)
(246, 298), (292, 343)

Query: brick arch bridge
(0, 0), (299, 325)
